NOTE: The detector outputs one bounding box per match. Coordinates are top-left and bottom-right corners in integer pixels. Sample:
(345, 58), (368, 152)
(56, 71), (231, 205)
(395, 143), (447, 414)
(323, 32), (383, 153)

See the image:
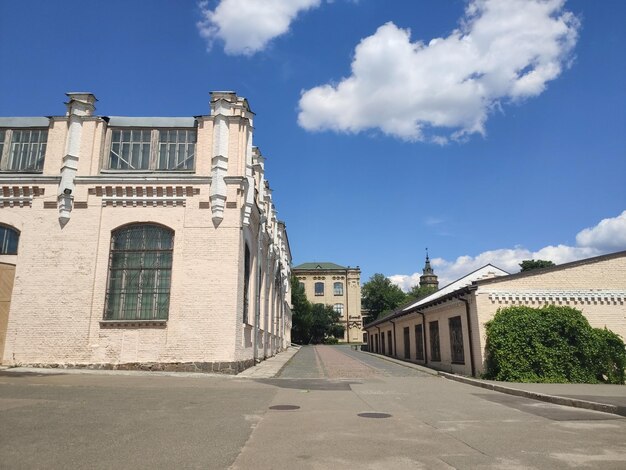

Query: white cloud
(298, 0), (579, 141)
(389, 210), (626, 291)
(197, 0), (321, 56)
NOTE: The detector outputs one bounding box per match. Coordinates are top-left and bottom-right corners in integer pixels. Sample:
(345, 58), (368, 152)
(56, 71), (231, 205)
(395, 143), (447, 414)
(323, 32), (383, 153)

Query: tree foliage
(519, 259), (555, 272)
(290, 276), (345, 344)
(407, 284), (438, 302)
(484, 305), (626, 384)
(361, 273), (408, 320)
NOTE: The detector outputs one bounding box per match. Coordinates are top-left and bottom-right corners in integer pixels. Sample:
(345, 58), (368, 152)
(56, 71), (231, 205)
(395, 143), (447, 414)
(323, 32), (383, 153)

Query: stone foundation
(17, 359), (256, 375)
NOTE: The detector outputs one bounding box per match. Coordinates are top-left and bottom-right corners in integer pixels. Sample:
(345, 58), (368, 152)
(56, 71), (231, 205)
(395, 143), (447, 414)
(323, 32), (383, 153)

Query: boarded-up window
(415, 324), (424, 360)
(449, 316), (465, 364)
(429, 321), (441, 362)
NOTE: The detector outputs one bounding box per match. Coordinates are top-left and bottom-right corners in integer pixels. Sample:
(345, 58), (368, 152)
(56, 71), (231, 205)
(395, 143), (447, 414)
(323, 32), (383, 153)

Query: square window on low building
(0, 129), (48, 172)
(449, 316), (465, 364)
(429, 321), (441, 362)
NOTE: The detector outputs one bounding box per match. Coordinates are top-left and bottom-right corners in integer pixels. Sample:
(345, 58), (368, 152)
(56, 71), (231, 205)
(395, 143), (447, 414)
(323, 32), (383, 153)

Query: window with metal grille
(107, 129), (196, 171)
(449, 316), (465, 364)
(403, 327), (410, 359)
(314, 282), (324, 296)
(333, 303), (344, 315)
(0, 129), (47, 172)
(429, 321), (441, 361)
(333, 282), (343, 296)
(415, 324), (424, 360)
(104, 224), (173, 321)
(0, 225), (19, 254)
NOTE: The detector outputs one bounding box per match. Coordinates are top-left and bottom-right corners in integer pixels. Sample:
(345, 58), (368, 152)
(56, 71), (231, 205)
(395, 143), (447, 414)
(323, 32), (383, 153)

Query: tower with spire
(419, 249), (439, 290)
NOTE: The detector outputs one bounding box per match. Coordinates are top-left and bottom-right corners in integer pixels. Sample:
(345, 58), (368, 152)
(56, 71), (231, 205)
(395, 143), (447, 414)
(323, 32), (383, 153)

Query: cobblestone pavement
(279, 345), (431, 379)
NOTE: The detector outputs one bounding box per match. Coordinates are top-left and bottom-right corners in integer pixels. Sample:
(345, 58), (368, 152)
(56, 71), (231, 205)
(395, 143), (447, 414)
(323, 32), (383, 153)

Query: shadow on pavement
(255, 378), (362, 391)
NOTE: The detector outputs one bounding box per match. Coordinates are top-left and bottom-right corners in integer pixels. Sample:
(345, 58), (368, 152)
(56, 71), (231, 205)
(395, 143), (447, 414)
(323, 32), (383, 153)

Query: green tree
(407, 284), (438, 301)
(290, 276), (345, 344)
(519, 259), (555, 272)
(484, 305), (626, 384)
(361, 273), (408, 320)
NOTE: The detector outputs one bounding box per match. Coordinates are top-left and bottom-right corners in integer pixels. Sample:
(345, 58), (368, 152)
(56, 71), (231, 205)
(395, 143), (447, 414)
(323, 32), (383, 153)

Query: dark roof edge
(364, 285), (474, 329)
(476, 249), (626, 286)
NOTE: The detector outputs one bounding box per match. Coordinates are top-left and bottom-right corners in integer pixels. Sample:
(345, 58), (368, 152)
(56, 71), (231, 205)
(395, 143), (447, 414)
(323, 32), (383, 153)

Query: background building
(0, 91), (291, 373)
(293, 262), (363, 342)
(365, 251), (626, 376)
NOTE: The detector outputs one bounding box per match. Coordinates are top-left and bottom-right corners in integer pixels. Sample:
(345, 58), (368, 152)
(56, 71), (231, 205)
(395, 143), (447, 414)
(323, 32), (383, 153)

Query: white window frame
(0, 128), (48, 173)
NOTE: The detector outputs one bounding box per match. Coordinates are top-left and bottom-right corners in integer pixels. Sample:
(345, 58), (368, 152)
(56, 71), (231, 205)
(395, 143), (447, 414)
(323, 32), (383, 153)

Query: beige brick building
(293, 262), (363, 343)
(365, 251), (626, 376)
(0, 91), (291, 373)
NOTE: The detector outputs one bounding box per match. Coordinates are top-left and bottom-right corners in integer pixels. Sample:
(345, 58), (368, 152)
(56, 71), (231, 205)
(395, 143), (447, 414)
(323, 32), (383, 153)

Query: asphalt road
(2, 345), (625, 469)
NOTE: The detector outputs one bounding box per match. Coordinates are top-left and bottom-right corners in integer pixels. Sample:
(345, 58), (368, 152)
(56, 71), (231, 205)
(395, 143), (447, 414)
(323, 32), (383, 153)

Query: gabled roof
(293, 262), (347, 270)
(364, 264), (509, 329)
(475, 249), (626, 286)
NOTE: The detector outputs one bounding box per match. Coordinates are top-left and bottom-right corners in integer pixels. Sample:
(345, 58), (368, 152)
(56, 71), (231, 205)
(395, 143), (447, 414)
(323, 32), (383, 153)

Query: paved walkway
(239, 345), (626, 416)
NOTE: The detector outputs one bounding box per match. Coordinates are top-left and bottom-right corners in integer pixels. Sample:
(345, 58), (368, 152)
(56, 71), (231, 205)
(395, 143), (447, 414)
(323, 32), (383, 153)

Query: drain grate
(269, 405), (301, 410)
(357, 412), (392, 419)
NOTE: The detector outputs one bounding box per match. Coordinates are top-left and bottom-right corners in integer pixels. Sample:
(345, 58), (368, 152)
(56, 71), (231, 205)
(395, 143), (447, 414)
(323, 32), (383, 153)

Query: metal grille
(429, 321), (441, 362)
(109, 129), (151, 170)
(449, 316), (465, 364)
(157, 129), (196, 170)
(6, 129), (47, 172)
(104, 224), (173, 321)
(0, 225), (19, 254)
(415, 324), (424, 360)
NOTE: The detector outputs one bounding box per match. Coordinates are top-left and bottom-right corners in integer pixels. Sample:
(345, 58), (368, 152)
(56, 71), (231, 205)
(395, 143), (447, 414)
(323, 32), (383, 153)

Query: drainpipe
(418, 310), (428, 365)
(345, 268), (349, 344)
(253, 215), (267, 364)
(458, 296), (476, 377)
(390, 319), (397, 357)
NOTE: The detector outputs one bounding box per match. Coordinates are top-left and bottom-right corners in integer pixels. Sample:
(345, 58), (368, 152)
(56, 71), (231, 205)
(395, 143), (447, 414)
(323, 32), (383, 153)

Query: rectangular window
(415, 324), (424, 360)
(449, 316), (465, 364)
(429, 321), (441, 362)
(107, 128), (196, 171)
(0, 129), (47, 172)
(403, 327), (410, 359)
(333, 282), (343, 296)
(387, 330), (392, 356)
(314, 282), (324, 296)
(158, 129), (196, 170)
(333, 303), (344, 315)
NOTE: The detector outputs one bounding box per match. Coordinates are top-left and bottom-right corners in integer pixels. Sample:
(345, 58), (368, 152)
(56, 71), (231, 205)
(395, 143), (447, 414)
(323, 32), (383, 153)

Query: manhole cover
(269, 405), (300, 410)
(357, 412), (392, 419)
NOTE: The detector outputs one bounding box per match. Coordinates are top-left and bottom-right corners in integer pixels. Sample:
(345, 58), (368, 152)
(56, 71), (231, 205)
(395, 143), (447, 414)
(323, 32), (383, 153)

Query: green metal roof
(293, 262), (347, 270)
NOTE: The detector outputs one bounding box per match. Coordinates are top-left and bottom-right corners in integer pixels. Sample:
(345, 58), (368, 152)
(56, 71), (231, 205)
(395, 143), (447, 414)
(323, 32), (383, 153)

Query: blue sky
(1, 0), (624, 287)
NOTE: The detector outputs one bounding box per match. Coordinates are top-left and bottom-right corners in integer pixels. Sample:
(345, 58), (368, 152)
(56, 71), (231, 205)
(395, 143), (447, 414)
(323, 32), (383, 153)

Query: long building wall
(0, 92), (292, 372)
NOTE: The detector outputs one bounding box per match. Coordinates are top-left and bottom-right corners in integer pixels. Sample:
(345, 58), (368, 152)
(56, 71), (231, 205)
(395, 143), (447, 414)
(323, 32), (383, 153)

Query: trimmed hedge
(484, 305), (626, 384)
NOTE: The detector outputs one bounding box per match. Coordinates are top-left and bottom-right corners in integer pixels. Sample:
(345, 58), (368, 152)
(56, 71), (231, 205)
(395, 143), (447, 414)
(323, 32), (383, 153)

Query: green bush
(323, 337), (339, 345)
(484, 305), (626, 384)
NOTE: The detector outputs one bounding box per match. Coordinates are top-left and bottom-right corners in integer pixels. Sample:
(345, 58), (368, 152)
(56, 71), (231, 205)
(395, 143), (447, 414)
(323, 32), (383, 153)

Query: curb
(439, 372), (625, 417)
(358, 350), (625, 417)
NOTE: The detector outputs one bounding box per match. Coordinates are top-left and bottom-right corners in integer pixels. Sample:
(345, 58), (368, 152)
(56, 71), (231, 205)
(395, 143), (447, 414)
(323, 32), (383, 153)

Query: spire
(419, 248), (439, 290)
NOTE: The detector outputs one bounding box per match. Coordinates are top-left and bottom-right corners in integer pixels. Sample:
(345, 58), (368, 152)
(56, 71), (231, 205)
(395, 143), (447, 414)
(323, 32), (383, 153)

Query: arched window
(314, 282), (324, 296)
(333, 282), (343, 296)
(104, 224), (173, 321)
(0, 225), (19, 255)
(333, 303), (344, 315)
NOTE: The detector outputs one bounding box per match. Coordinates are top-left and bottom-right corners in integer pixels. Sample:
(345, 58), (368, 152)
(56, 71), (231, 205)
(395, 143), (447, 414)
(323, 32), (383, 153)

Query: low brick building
(0, 91), (291, 373)
(365, 251), (626, 376)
